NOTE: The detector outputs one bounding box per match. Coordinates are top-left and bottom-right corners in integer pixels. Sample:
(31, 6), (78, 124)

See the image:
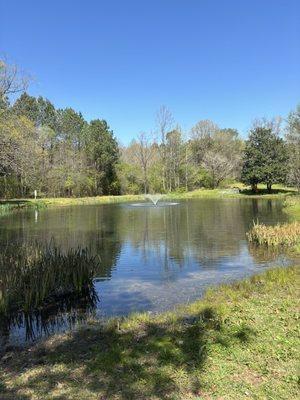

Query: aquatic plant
(0, 203), (16, 216)
(0, 243), (99, 319)
(247, 220), (300, 247)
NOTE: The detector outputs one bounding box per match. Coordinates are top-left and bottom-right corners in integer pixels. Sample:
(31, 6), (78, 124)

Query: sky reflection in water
(0, 198), (296, 346)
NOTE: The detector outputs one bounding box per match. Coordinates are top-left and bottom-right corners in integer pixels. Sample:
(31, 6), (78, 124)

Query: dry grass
(247, 221), (300, 247)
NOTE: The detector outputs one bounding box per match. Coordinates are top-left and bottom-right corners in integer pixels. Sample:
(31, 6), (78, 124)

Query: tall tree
(286, 104), (300, 191)
(189, 120), (218, 164)
(131, 132), (156, 194)
(85, 119), (120, 195)
(57, 108), (85, 149)
(13, 93), (57, 129)
(13, 93), (39, 123)
(156, 106), (174, 191)
(241, 127), (288, 193)
(165, 129), (185, 191)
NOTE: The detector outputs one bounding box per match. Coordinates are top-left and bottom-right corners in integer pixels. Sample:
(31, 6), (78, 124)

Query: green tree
(85, 119), (120, 195)
(13, 93), (57, 130)
(57, 108), (86, 149)
(241, 127), (288, 193)
(13, 92), (39, 123)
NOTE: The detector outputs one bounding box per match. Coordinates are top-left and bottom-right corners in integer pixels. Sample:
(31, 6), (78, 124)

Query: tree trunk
(251, 183), (258, 193)
(267, 183), (272, 193)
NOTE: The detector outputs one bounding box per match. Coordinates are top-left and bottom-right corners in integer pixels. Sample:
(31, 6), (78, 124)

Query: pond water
(0, 198), (297, 346)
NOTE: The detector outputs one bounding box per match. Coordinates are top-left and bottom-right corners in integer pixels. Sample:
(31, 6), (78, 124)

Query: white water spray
(144, 194), (163, 206)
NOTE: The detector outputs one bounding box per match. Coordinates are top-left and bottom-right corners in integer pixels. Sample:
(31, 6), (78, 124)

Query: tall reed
(247, 220), (300, 247)
(0, 242), (99, 319)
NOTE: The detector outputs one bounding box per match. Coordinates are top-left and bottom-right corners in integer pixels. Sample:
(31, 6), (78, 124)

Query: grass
(0, 243), (98, 319)
(0, 195), (145, 215)
(0, 184), (297, 216)
(284, 196), (300, 220)
(246, 195), (300, 252)
(0, 266), (299, 399)
(247, 221), (300, 247)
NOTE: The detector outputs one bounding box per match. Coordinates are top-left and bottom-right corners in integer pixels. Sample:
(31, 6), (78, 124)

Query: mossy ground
(0, 266), (299, 400)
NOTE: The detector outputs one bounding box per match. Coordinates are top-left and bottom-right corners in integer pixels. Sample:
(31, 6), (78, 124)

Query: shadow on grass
(0, 199), (36, 205)
(239, 188), (295, 196)
(0, 307), (255, 400)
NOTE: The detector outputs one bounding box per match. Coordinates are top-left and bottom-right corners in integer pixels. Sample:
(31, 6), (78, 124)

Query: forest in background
(0, 60), (299, 198)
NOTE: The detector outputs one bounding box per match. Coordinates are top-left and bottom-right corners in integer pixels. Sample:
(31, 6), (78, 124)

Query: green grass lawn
(0, 266), (299, 400)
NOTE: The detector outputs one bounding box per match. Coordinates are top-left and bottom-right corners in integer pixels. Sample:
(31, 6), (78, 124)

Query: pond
(0, 198), (297, 347)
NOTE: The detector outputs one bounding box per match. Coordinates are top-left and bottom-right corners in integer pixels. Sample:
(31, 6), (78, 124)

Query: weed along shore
(246, 196), (300, 253)
(0, 266), (299, 400)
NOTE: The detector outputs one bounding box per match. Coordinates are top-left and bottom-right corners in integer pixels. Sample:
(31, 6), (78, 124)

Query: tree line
(0, 60), (299, 198)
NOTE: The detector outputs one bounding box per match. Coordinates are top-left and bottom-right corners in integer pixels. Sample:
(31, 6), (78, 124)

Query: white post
(34, 190), (37, 200)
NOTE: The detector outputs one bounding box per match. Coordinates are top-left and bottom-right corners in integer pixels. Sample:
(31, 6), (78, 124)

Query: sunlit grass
(0, 266), (298, 399)
(284, 196), (300, 219)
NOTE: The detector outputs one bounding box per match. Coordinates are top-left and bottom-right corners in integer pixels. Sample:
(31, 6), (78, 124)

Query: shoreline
(0, 185), (297, 216)
(0, 194), (299, 399)
(0, 265), (298, 399)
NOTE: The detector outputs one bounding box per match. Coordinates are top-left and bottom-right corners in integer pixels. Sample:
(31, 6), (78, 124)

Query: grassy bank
(284, 196), (300, 220)
(0, 185), (297, 216)
(0, 266), (299, 400)
(0, 194), (145, 215)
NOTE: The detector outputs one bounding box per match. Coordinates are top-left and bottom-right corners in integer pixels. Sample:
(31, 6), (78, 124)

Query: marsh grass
(0, 266), (298, 399)
(0, 243), (99, 320)
(247, 220), (300, 247)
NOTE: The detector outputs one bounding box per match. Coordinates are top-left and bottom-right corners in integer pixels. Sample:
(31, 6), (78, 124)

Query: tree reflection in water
(0, 198), (295, 347)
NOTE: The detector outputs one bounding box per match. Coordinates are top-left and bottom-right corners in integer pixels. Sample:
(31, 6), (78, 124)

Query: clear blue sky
(1, 0), (299, 143)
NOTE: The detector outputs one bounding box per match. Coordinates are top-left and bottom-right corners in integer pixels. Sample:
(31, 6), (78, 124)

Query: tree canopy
(241, 127), (289, 192)
(0, 60), (299, 198)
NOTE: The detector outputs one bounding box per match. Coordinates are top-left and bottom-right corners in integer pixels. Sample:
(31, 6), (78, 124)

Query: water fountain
(129, 193), (178, 207)
(144, 194), (163, 206)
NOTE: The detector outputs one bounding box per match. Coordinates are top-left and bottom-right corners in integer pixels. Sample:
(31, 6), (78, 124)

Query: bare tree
(155, 105), (174, 191)
(200, 128), (243, 188)
(189, 120), (219, 164)
(0, 59), (30, 99)
(251, 116), (282, 136)
(190, 119), (219, 140)
(285, 105), (300, 191)
(202, 151), (236, 188)
(132, 132), (156, 194)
